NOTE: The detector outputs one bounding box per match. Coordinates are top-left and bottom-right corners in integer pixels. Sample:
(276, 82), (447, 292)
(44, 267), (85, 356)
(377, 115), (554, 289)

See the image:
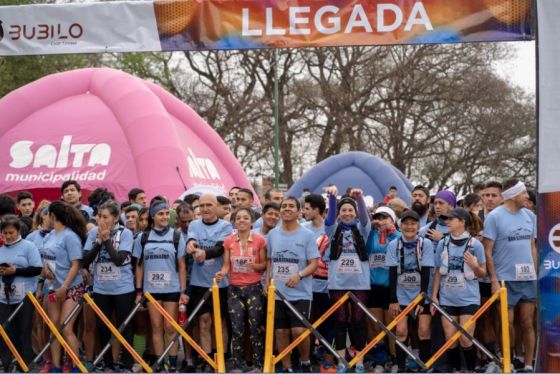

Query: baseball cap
(400, 210), (421, 222)
(372, 206), (396, 222)
(440, 208), (471, 225)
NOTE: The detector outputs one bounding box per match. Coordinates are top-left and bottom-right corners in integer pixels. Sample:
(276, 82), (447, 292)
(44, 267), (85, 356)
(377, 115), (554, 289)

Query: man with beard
(411, 185), (431, 227)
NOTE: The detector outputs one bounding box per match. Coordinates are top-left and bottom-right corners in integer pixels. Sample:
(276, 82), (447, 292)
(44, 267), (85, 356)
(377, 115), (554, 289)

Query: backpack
(439, 236), (476, 280)
(138, 229), (182, 271)
(330, 224), (368, 262)
(92, 226), (132, 268)
(397, 237), (424, 275)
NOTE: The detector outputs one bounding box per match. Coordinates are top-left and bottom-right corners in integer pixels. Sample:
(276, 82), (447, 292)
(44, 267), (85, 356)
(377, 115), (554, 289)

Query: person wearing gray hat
(386, 207), (435, 371)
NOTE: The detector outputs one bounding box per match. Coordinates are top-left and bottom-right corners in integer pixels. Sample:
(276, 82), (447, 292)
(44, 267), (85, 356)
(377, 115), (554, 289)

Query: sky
(496, 41), (536, 94)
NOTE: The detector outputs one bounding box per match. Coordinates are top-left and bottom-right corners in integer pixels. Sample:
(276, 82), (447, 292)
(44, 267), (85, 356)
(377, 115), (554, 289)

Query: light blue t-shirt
(42, 228), (84, 289)
(483, 206), (537, 282)
(0, 239), (42, 304)
(420, 220), (449, 294)
(434, 237), (485, 307)
(187, 219), (233, 288)
(84, 227), (135, 295)
(267, 226), (320, 301)
(78, 204), (94, 221)
(26, 230), (50, 257)
(386, 236), (434, 305)
(302, 222), (329, 294)
(133, 229), (186, 294)
(324, 223), (370, 291)
(367, 229), (401, 287)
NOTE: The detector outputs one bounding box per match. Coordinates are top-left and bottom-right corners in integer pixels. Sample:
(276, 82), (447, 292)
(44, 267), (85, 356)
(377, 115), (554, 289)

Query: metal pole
(2, 299), (26, 329)
(273, 49), (280, 188)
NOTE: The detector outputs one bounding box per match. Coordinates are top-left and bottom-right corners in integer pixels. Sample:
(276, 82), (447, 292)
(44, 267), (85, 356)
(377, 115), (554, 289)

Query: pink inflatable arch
(0, 68), (253, 202)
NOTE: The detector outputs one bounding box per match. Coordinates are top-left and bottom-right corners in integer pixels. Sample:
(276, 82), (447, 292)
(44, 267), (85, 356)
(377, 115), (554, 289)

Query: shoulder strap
(173, 230), (182, 271)
(462, 236), (475, 272)
(416, 237), (423, 271)
(429, 220), (438, 231)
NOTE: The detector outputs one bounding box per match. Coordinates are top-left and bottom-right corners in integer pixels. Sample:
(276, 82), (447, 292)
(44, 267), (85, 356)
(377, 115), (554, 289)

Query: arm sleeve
(420, 266), (431, 294)
(325, 194), (338, 227)
(204, 241), (225, 259)
(102, 239), (129, 266)
(82, 243), (101, 268)
(389, 266), (398, 303)
(15, 266), (43, 277)
(356, 196), (369, 227)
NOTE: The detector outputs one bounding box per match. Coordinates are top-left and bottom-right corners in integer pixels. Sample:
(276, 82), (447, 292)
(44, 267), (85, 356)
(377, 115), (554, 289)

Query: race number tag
(45, 260), (56, 275)
(232, 256), (255, 273)
(369, 253), (386, 269)
(398, 272), (420, 289)
(273, 263), (298, 281)
(147, 271), (171, 288)
(204, 258), (216, 266)
(0, 283), (24, 300)
(515, 263), (536, 281)
(96, 263), (121, 281)
(336, 254), (362, 274)
(444, 272), (466, 290)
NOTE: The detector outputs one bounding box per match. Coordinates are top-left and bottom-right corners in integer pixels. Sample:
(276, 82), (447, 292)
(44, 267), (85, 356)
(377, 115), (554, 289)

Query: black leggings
(329, 290), (368, 351)
(0, 298), (34, 369)
(93, 292), (136, 369)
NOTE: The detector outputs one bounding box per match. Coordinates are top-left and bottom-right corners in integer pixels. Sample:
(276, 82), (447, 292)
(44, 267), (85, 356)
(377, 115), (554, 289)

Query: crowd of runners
(0, 178), (538, 374)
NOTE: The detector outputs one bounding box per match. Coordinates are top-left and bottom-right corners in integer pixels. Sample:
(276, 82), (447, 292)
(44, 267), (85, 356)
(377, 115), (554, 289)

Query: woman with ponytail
(133, 201), (188, 372)
(42, 201), (87, 373)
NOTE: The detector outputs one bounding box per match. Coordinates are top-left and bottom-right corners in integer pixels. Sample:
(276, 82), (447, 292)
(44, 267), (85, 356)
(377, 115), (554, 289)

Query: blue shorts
(505, 280), (537, 308)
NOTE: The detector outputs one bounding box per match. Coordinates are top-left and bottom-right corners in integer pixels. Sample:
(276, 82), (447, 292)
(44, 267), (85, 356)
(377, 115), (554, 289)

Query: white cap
(373, 206), (397, 222)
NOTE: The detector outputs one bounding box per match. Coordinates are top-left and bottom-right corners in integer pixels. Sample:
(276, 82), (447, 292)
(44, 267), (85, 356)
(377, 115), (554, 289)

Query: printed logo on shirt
(507, 227), (533, 242)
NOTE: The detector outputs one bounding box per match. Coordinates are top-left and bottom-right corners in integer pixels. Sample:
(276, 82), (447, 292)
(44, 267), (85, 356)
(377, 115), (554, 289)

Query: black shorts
(479, 282), (492, 298)
(188, 285), (228, 316)
(368, 285), (389, 309)
(150, 292), (180, 303)
(274, 300), (311, 329)
(441, 304), (478, 317)
(400, 305), (431, 316)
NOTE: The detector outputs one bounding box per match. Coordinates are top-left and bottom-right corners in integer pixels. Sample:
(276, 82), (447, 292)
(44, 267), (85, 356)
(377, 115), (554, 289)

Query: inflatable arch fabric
(0, 68), (253, 202)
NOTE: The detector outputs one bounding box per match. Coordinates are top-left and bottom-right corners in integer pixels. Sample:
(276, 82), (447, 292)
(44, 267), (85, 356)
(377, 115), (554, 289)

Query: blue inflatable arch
(288, 152), (414, 206)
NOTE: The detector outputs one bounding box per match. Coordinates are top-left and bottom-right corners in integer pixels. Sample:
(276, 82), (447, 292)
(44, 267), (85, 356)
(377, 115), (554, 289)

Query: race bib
(232, 256), (255, 273)
(204, 258), (216, 266)
(147, 271), (171, 289)
(369, 253), (386, 269)
(336, 254), (362, 274)
(0, 283), (24, 300)
(273, 263), (298, 281)
(398, 272), (420, 289)
(515, 263), (536, 281)
(45, 260), (56, 274)
(444, 272), (466, 290)
(96, 263), (121, 281)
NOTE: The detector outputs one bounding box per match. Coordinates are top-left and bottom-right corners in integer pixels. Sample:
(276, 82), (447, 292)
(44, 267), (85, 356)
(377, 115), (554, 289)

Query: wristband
(182, 289), (189, 295)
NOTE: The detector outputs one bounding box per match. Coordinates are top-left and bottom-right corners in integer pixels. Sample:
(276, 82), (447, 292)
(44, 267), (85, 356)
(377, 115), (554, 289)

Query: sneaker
(84, 362), (94, 372)
(354, 364), (365, 373)
(40, 361), (54, 373)
(374, 364), (385, 373)
(281, 368), (294, 373)
(179, 361), (196, 373)
(167, 365), (177, 373)
(484, 361), (500, 373)
(390, 364), (399, 373)
(230, 370), (243, 373)
(94, 362), (105, 373)
(320, 362), (337, 373)
(50, 368), (62, 373)
(512, 358), (524, 371)
(301, 363), (313, 373)
(62, 361), (72, 373)
(336, 364), (347, 373)
(249, 369), (262, 373)
(516, 368), (534, 373)
(70, 367), (81, 373)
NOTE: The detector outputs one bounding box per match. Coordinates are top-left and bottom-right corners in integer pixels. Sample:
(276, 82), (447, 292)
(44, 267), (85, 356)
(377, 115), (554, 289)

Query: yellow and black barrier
(144, 278), (225, 373)
(27, 291), (88, 373)
(82, 294), (152, 373)
(263, 280), (511, 373)
(0, 315), (28, 372)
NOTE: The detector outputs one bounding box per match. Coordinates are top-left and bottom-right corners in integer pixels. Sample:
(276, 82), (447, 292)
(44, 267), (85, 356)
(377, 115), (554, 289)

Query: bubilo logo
(548, 223), (560, 254)
(9, 135), (111, 169)
(4, 22), (83, 41)
(186, 148), (221, 180)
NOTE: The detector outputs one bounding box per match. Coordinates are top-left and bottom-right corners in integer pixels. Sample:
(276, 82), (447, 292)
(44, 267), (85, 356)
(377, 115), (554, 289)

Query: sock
(420, 339), (431, 363)
(300, 360), (311, 366)
(462, 345), (477, 371)
(168, 356), (177, 367)
(447, 346), (461, 371)
(396, 344), (407, 370)
(524, 365), (534, 371)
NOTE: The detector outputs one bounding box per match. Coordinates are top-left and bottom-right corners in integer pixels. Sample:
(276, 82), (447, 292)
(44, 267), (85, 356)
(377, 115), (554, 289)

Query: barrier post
(212, 278), (226, 373)
(263, 280), (275, 373)
(26, 292), (87, 373)
(500, 281), (511, 373)
(0, 300), (28, 372)
(83, 294), (152, 373)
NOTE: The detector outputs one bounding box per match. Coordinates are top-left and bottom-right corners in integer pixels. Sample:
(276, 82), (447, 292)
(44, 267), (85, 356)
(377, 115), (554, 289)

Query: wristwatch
(298, 271), (304, 279)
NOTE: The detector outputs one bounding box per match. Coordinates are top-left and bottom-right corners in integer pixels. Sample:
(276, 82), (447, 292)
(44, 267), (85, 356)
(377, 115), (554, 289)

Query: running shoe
(39, 360), (54, 373)
(336, 363), (347, 373)
(354, 364), (365, 373)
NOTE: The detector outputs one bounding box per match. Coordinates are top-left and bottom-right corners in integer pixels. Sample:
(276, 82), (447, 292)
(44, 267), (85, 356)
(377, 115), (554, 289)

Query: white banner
(537, 0), (560, 193)
(0, 1), (161, 56)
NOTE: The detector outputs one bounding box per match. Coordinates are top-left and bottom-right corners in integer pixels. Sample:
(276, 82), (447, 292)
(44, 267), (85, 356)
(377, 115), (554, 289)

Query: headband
(502, 181), (526, 200)
(150, 202), (169, 218)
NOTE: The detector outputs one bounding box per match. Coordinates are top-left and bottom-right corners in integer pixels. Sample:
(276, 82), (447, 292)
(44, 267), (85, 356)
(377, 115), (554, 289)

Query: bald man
(186, 194), (233, 369)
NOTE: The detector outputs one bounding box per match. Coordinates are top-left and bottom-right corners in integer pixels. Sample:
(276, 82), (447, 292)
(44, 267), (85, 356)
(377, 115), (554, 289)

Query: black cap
(440, 208), (471, 225)
(400, 210), (421, 222)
